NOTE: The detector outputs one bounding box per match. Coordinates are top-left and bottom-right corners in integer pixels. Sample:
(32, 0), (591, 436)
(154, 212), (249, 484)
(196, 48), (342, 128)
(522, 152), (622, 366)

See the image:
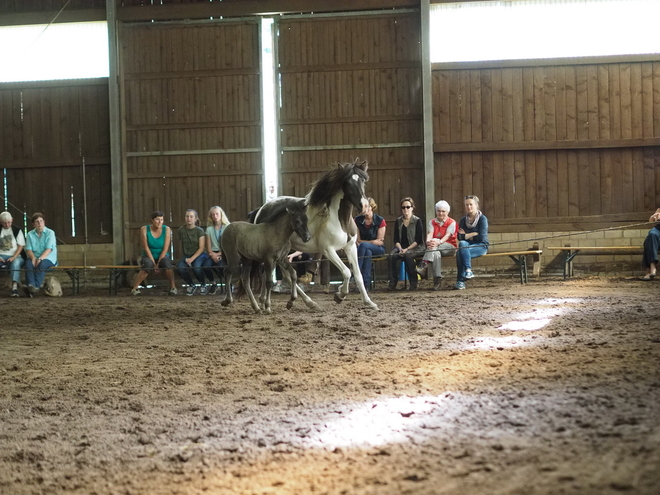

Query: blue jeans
(357, 242), (385, 287)
(25, 258), (55, 288)
(456, 241), (488, 281)
(202, 254), (226, 282)
(642, 227), (660, 268)
(176, 253), (209, 285)
(0, 256), (24, 284)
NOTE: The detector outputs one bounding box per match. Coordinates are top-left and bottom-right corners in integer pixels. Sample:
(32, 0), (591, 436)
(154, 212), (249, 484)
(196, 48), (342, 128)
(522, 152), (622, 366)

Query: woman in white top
(202, 206), (230, 294)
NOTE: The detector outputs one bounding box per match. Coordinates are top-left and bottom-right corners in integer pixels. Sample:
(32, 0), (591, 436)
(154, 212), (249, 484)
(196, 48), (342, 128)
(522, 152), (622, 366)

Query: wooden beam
(2, 157), (110, 169)
(433, 53), (660, 71)
(0, 9), (106, 26)
(489, 212), (651, 226)
(434, 137), (660, 153)
(0, 78), (108, 90)
(117, 1), (417, 22)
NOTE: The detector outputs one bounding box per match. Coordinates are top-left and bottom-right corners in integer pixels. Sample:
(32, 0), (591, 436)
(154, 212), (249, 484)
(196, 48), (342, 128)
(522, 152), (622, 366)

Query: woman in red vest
(416, 200), (457, 290)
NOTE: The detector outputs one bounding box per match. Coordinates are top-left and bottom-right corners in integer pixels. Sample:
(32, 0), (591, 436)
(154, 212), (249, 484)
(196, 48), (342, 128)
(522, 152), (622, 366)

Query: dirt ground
(1, 275), (659, 495)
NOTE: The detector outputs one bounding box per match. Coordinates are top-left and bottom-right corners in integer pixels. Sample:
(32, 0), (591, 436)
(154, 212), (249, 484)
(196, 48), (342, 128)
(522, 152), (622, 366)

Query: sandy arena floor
(1, 276), (659, 495)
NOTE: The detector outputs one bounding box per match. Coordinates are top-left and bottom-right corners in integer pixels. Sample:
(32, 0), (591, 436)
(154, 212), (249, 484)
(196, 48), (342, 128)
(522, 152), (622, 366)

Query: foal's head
(286, 200), (311, 243)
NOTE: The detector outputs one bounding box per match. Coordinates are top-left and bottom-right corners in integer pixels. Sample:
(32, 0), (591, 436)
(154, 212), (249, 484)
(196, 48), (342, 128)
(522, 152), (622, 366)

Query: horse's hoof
(368, 303), (379, 311)
(220, 300), (230, 307)
(286, 301), (294, 310)
(333, 294), (344, 304)
(308, 302), (321, 312)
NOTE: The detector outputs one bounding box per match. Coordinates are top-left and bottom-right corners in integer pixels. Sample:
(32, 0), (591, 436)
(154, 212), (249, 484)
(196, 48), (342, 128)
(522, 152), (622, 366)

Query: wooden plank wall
(0, 80), (112, 244)
(120, 21), (262, 258)
(278, 13), (424, 223)
(433, 62), (660, 231)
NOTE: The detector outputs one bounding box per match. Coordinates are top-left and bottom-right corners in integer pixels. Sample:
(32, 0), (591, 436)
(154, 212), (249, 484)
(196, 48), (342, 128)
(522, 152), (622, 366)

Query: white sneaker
(464, 269), (474, 279)
(131, 288), (141, 296)
(186, 285), (197, 296)
(169, 288), (178, 296)
(199, 285), (208, 295)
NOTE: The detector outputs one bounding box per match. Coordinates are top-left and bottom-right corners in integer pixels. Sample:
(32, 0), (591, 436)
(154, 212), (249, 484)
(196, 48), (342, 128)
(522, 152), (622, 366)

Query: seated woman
(132, 211), (177, 296)
(176, 209), (209, 295)
(640, 206), (660, 281)
(455, 195), (489, 290)
(416, 200), (457, 290)
(354, 197), (386, 290)
(0, 211), (26, 297)
(203, 206), (230, 294)
(24, 212), (57, 296)
(387, 197), (425, 291)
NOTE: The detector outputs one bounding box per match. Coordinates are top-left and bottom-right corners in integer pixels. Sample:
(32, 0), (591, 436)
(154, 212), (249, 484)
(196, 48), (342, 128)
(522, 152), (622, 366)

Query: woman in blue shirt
(24, 212), (57, 296)
(455, 195), (489, 290)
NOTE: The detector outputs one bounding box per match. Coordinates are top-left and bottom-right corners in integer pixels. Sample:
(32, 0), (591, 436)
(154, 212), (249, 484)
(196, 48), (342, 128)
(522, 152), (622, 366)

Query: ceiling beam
(0, 9), (106, 27)
(117, 0), (417, 22)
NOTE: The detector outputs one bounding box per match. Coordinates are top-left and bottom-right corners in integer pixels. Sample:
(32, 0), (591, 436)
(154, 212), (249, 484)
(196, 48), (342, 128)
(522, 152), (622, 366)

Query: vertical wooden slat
(641, 63), (654, 138)
(491, 69), (503, 142)
(620, 64), (633, 139)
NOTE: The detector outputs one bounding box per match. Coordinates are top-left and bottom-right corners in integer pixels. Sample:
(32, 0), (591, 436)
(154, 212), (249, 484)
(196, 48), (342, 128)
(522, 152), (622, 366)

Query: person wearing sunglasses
(388, 197), (425, 291)
(455, 195), (489, 290)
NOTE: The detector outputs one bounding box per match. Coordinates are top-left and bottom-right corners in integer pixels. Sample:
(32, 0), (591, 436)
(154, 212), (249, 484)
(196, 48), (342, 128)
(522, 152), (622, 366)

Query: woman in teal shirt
(131, 211), (177, 296)
(24, 212), (57, 296)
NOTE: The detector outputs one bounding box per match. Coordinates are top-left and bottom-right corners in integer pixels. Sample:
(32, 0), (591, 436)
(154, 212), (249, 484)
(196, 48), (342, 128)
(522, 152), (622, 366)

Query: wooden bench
(480, 249), (543, 284)
(371, 248), (542, 287)
(52, 265), (138, 296)
(547, 246), (643, 279)
(55, 265), (228, 296)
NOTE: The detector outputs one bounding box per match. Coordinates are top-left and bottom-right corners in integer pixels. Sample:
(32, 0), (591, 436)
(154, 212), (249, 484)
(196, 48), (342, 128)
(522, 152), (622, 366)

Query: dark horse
(220, 199), (318, 314)
(254, 159), (378, 310)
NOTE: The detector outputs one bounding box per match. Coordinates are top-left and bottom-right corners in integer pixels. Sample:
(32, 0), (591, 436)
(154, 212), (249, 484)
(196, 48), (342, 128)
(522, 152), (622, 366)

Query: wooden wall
(433, 62), (660, 231)
(0, 80), (112, 243)
(119, 20), (262, 258)
(277, 12), (424, 222)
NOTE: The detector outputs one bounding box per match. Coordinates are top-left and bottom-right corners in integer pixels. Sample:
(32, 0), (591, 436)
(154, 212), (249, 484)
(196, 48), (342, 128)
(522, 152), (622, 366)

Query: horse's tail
(231, 263), (264, 299)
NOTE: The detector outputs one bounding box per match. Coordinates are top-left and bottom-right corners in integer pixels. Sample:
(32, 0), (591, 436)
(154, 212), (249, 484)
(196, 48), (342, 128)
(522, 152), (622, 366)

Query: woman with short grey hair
(416, 200), (457, 291)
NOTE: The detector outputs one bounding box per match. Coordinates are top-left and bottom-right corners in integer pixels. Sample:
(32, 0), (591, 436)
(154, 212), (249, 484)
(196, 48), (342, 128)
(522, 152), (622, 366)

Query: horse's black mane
(254, 197), (305, 224)
(307, 159), (369, 210)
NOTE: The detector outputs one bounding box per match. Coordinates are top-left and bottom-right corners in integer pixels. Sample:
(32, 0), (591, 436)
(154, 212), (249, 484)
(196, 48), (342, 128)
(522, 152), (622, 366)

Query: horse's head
(286, 200), (311, 243)
(342, 159), (369, 214)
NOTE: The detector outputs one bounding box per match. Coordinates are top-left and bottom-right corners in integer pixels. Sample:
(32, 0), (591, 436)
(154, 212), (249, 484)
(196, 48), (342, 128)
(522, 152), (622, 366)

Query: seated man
(25, 212), (58, 296)
(0, 211), (26, 297)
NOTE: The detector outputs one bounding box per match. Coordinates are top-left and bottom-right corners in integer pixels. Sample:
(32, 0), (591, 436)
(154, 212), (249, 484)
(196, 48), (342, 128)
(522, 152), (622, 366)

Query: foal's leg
(257, 260), (272, 314)
(278, 260), (320, 311)
(221, 263), (240, 307)
(240, 261), (262, 314)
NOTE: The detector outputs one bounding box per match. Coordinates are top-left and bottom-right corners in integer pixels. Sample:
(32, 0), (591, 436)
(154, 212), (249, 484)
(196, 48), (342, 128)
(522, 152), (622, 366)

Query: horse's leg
(344, 239), (379, 311)
(261, 261), (274, 314)
(221, 263), (239, 307)
(323, 248), (352, 303)
(241, 262), (262, 314)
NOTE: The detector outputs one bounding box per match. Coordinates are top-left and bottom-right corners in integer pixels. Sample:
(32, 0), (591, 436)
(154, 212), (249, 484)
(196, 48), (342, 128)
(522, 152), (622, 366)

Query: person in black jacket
(387, 197), (425, 291)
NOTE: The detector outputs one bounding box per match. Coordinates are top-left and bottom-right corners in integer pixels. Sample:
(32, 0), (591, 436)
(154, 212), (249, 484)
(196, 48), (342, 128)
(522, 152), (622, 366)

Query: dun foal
(220, 199), (318, 314)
